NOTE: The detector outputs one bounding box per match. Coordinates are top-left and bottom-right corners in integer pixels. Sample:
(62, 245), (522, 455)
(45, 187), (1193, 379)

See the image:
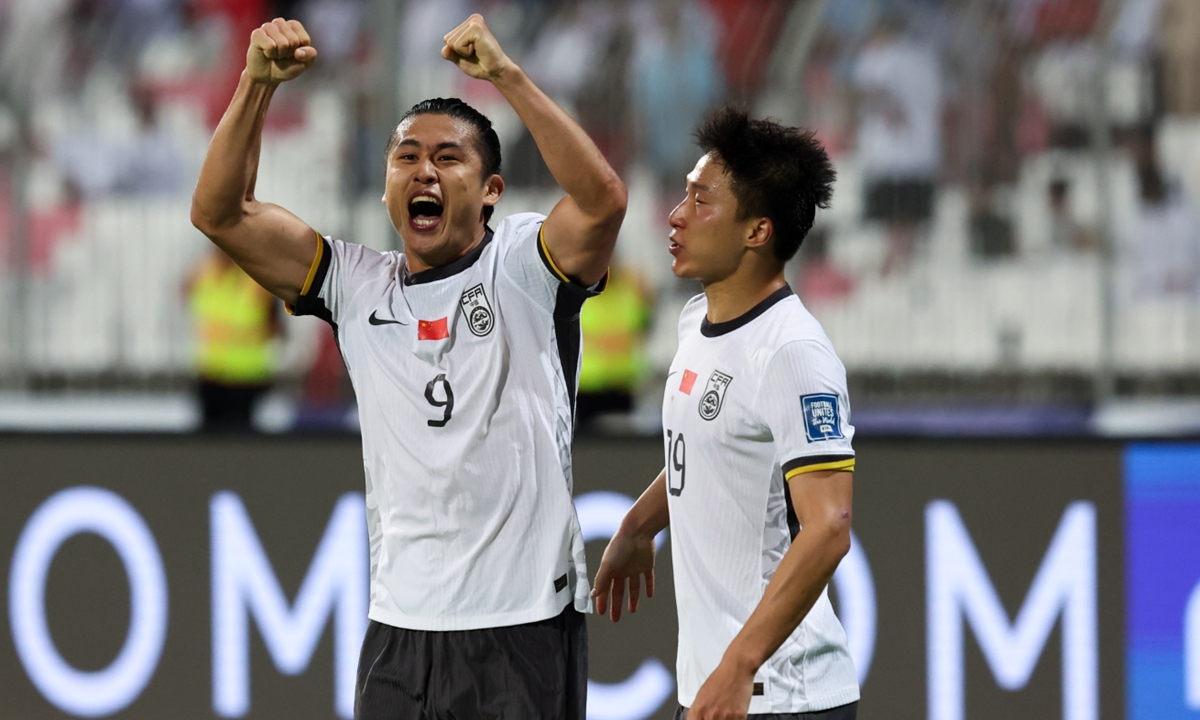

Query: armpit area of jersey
(783, 454), (856, 480)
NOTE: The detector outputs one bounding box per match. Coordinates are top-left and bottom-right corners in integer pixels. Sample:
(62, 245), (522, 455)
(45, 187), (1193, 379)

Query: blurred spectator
(1159, 0), (1200, 115)
(513, 0), (617, 187)
(630, 0), (722, 192)
(107, 0), (181, 70)
(1046, 178), (1095, 254)
(298, 0), (363, 68)
(52, 82), (183, 197)
(852, 15), (942, 275)
(400, 0), (471, 111)
(706, 0), (787, 100)
(117, 82), (184, 194)
(802, 30), (854, 159)
(186, 247), (280, 431)
(576, 266), (649, 431)
(524, 1), (612, 107)
(1130, 127), (1200, 298)
(1, 0), (71, 103)
(794, 227), (854, 304)
(575, 1), (635, 177)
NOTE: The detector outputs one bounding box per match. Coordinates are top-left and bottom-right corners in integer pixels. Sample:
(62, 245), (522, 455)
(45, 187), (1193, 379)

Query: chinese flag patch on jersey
(680, 369), (698, 395)
(417, 317), (449, 340)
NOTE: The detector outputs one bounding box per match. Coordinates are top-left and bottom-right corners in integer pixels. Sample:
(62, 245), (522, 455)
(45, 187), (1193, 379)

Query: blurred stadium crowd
(1, 0), (1199, 433)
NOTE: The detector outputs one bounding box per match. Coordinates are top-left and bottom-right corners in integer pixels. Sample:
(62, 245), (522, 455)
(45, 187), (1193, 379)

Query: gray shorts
(355, 605), (587, 720)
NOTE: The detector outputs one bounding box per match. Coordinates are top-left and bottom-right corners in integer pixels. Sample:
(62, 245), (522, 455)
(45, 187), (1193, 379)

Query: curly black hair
(695, 105), (836, 261)
(386, 98), (502, 223)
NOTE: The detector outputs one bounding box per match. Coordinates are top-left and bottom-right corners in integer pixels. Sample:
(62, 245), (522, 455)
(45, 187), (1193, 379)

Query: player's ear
(483, 174), (504, 209)
(745, 217), (773, 250)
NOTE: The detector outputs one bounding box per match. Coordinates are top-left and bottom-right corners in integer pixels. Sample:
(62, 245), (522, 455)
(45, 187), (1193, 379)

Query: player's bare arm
(690, 469), (853, 720)
(441, 14), (626, 287)
(592, 469), (670, 622)
(190, 18), (319, 305)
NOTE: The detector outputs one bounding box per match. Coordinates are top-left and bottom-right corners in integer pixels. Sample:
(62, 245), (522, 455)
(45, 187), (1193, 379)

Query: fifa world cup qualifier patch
(801, 393), (844, 441)
(460, 284), (494, 337)
(698, 370), (733, 420)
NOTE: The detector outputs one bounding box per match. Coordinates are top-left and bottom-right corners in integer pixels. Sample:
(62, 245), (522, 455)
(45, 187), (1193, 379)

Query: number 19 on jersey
(666, 429), (686, 496)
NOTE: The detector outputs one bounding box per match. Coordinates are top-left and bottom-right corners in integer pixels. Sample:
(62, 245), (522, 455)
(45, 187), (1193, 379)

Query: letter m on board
(926, 501), (1097, 720)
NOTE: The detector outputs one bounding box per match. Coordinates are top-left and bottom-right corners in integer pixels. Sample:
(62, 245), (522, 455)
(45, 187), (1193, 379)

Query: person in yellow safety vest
(186, 247), (280, 431)
(575, 266), (650, 431)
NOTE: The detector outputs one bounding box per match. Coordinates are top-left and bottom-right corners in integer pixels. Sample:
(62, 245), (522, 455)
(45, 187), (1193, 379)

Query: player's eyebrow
(396, 139), (465, 153)
(688, 180), (712, 193)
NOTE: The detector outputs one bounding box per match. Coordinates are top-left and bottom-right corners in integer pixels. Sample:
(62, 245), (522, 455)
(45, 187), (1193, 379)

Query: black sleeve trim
(782, 454), (856, 476)
(536, 223), (607, 299)
(291, 237), (334, 326)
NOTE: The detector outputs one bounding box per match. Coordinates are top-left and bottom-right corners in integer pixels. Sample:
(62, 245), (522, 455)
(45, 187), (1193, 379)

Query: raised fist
(441, 14), (515, 82)
(247, 18), (317, 85)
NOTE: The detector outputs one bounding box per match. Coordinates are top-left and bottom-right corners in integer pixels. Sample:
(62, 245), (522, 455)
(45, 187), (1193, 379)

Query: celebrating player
(191, 15), (626, 719)
(592, 107), (857, 720)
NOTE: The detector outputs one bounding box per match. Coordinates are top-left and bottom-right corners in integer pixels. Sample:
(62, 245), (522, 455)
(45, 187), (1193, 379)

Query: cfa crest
(460, 284), (494, 337)
(801, 393), (844, 441)
(698, 370), (733, 421)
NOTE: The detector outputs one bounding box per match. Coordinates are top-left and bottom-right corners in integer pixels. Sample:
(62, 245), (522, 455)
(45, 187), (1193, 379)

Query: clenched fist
(247, 18), (317, 85)
(441, 14), (516, 82)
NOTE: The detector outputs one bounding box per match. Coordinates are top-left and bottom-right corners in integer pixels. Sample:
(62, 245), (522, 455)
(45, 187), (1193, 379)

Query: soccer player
(592, 107), (858, 720)
(191, 15), (626, 719)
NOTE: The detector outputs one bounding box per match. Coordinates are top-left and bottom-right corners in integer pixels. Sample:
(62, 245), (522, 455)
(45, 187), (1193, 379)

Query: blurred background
(1, 0), (1198, 435)
(1, 1), (1200, 720)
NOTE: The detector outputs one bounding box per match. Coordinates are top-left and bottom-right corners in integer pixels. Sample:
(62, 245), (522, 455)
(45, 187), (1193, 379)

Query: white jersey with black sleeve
(291, 212), (599, 631)
(661, 286), (860, 714)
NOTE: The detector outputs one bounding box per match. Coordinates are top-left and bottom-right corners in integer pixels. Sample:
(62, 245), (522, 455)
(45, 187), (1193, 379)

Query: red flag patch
(417, 317), (449, 340)
(680, 369), (698, 395)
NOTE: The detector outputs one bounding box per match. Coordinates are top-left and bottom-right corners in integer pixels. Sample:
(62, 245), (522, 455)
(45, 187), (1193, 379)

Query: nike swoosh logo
(368, 311), (406, 326)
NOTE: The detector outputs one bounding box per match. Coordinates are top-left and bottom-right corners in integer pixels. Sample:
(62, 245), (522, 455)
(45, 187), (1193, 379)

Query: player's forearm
(491, 66), (626, 223)
(620, 470), (670, 539)
(724, 515), (851, 674)
(191, 72), (276, 235)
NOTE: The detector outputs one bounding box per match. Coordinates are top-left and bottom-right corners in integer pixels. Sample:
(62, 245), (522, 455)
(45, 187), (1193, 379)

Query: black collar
(700, 285), (794, 337)
(404, 228), (493, 286)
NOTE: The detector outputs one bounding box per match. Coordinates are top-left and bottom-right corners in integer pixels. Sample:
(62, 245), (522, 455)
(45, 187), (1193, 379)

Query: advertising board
(0, 437), (1161, 719)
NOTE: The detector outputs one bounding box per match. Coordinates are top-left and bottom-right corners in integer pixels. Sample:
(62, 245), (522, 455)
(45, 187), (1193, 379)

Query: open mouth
(408, 195), (444, 231)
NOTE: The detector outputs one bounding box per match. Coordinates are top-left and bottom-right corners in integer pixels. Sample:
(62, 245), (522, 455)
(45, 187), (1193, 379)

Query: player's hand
(688, 658), (755, 720)
(246, 18), (317, 85)
(591, 526), (656, 622)
(441, 14), (516, 82)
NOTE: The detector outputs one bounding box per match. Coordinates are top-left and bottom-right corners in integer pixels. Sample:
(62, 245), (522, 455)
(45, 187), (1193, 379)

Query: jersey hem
(367, 596), (574, 632)
(678, 686), (860, 715)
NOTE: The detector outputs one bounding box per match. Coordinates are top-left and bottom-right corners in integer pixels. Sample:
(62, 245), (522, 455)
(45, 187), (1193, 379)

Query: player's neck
(404, 224), (488, 273)
(701, 264), (788, 325)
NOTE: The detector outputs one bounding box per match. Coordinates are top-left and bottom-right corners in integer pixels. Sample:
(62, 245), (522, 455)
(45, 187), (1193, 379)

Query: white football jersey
(292, 212), (597, 631)
(662, 286), (860, 713)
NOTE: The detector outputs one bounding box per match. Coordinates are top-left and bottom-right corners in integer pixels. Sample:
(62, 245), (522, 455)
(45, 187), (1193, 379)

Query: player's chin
(670, 258), (698, 279)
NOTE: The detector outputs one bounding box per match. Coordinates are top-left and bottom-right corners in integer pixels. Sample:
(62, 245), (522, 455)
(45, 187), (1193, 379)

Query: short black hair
(387, 98), (502, 223)
(695, 105), (836, 261)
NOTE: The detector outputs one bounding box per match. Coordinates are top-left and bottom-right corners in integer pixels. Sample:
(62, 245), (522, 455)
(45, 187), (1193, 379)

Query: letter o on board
(9, 486), (168, 716)
(575, 492), (674, 720)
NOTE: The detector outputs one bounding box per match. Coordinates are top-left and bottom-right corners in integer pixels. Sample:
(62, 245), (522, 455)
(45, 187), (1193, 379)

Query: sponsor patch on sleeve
(801, 393), (844, 441)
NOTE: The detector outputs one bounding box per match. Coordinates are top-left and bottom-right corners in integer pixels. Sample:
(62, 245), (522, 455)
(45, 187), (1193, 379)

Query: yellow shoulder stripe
(300, 228), (325, 296)
(785, 458), (856, 480)
(539, 225), (571, 284)
(286, 229), (325, 316)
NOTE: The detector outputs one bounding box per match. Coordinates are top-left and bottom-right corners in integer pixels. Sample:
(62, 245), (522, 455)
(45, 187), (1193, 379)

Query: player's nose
(413, 155), (437, 183)
(667, 200), (686, 229)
